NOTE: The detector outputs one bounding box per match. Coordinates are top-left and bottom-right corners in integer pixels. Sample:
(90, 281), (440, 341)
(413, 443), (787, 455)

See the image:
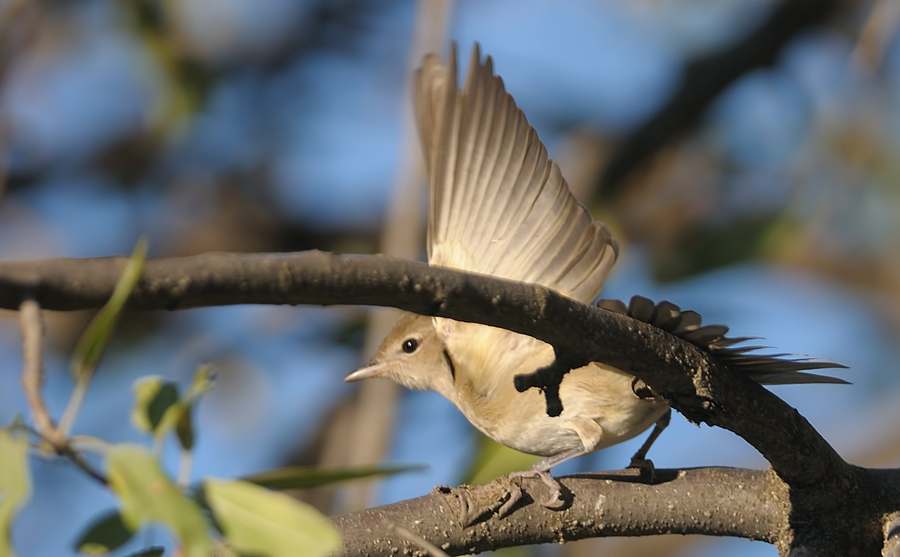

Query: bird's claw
(508, 469), (570, 510)
(628, 456), (657, 483)
(455, 476), (526, 527)
(497, 477), (524, 518)
(535, 470), (568, 509)
(453, 469), (570, 527)
(456, 485), (479, 527)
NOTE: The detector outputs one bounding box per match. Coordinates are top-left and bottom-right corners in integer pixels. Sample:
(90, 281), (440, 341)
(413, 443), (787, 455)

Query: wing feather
(414, 44), (618, 303)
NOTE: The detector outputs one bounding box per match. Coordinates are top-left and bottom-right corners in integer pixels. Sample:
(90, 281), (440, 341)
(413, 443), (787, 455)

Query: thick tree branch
(0, 251), (845, 478)
(334, 466), (900, 556)
(335, 468), (787, 556)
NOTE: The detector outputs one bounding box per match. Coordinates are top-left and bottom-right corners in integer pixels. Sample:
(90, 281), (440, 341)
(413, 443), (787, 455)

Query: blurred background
(1, 0), (899, 555)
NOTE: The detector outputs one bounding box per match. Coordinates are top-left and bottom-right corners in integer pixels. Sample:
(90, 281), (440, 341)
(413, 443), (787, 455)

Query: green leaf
(180, 365), (215, 407)
(131, 377), (179, 434)
(131, 366), (214, 450)
(108, 444), (210, 557)
(0, 429), (31, 557)
(175, 410), (194, 451)
(241, 464), (425, 491)
(75, 510), (134, 555)
(71, 237), (148, 381)
(204, 479), (340, 557)
(166, 366), (214, 451)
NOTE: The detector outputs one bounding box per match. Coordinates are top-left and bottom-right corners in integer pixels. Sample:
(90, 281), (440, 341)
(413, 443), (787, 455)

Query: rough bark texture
(334, 468), (786, 556)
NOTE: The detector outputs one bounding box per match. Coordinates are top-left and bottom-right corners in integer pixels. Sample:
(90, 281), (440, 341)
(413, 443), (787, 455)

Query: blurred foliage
(242, 463), (425, 490)
(131, 365), (215, 452)
(202, 478), (340, 557)
(107, 444), (212, 557)
(18, 312), (386, 557)
(0, 241), (395, 556)
(0, 428), (31, 557)
(75, 510), (134, 555)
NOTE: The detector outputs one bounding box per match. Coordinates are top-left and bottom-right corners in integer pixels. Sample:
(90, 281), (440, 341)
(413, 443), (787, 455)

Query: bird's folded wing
(414, 44), (618, 304)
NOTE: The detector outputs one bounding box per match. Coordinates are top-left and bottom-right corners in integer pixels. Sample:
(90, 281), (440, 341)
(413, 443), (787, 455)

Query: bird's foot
(455, 485), (480, 527)
(628, 455), (658, 483)
(508, 468), (569, 510)
(453, 469), (571, 526)
(454, 476), (526, 527)
(497, 476), (525, 518)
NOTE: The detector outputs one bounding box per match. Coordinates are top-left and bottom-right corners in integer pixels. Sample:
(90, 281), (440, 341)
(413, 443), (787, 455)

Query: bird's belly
(456, 364), (669, 458)
(484, 410), (587, 456)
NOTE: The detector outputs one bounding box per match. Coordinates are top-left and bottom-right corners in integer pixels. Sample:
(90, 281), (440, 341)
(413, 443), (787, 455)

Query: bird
(345, 43), (845, 510)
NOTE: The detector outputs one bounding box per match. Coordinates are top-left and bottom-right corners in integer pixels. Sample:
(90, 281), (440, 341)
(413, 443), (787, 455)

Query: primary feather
(415, 44), (617, 303)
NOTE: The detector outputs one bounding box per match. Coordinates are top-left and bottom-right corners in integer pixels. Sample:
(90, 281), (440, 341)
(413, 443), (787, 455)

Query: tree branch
(0, 251), (846, 478)
(334, 468), (787, 556)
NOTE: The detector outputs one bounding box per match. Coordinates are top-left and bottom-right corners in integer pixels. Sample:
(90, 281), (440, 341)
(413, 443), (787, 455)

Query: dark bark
(334, 468), (786, 556)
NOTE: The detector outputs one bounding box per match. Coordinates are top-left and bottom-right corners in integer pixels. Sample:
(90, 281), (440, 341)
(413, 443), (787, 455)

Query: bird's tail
(596, 295), (848, 385)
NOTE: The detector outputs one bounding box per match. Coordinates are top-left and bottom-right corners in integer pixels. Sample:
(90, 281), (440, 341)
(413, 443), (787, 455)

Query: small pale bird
(346, 44), (844, 508)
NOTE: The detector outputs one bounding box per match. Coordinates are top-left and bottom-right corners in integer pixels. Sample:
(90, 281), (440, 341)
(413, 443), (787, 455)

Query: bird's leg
(505, 411), (670, 513)
(628, 409), (671, 480)
(458, 440), (595, 522)
(508, 444), (593, 510)
(506, 416), (604, 510)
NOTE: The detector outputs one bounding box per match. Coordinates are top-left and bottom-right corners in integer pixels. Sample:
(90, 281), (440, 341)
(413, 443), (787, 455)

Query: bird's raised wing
(414, 44), (618, 304)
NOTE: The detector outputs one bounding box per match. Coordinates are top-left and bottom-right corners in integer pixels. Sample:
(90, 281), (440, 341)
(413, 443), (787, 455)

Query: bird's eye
(402, 338), (419, 354)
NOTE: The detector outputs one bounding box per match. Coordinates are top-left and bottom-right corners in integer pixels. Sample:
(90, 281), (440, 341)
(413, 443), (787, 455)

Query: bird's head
(344, 313), (456, 400)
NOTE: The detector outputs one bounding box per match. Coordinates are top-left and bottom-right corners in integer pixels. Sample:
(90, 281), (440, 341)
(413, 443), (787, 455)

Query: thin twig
(18, 299), (63, 448)
(178, 449), (192, 488)
(24, 426), (109, 486)
(57, 372), (90, 438)
(60, 444), (109, 486)
(19, 300), (108, 485)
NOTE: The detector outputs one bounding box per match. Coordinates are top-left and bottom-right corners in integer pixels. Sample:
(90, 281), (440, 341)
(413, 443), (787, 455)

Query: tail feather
(596, 295), (849, 386)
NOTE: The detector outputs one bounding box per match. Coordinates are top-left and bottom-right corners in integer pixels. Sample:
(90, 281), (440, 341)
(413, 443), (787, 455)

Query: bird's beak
(344, 362), (389, 382)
